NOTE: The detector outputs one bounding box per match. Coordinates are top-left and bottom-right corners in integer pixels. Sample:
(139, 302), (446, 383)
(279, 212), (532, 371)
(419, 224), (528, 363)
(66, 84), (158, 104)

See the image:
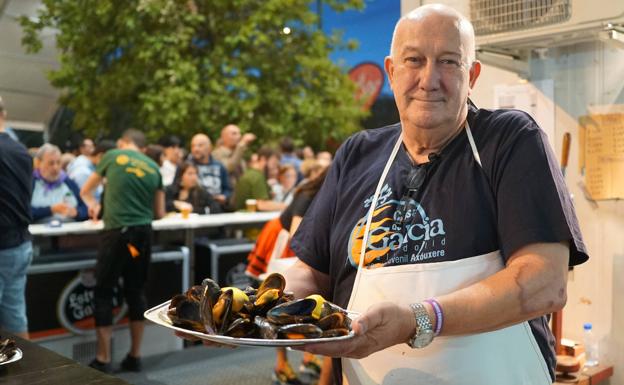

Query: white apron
(342, 123), (552, 385)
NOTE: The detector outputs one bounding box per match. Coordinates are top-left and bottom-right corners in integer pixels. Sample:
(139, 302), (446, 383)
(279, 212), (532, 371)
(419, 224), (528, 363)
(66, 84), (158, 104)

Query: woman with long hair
(165, 162), (221, 214)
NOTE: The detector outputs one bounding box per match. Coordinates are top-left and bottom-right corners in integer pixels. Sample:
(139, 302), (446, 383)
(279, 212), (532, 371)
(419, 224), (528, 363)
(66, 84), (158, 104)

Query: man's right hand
(51, 202), (76, 218)
(241, 133), (256, 146)
(88, 203), (101, 220)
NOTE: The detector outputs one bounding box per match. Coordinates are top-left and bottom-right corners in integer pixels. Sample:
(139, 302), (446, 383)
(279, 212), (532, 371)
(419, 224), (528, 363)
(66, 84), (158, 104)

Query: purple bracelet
(424, 298), (443, 336)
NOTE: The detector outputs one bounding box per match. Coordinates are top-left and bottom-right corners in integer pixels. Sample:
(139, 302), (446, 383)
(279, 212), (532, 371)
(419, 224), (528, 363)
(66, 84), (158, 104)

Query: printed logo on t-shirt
(115, 153), (157, 179)
(116, 154), (130, 165)
(347, 183), (446, 268)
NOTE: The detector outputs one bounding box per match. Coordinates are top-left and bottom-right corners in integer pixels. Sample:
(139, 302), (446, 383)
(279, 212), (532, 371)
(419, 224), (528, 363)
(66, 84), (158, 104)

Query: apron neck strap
(357, 120), (482, 270)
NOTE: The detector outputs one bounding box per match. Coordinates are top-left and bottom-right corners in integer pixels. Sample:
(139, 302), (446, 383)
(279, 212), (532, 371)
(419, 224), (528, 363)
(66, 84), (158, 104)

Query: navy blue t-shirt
(291, 106), (588, 381)
(0, 133), (33, 249)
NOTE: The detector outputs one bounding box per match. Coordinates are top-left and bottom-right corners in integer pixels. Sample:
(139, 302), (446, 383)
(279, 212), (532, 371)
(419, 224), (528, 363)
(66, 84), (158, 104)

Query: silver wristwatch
(407, 302), (435, 348)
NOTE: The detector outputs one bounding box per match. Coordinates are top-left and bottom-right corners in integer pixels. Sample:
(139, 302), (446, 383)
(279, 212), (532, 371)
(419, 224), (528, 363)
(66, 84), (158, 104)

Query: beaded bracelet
(424, 298), (443, 336)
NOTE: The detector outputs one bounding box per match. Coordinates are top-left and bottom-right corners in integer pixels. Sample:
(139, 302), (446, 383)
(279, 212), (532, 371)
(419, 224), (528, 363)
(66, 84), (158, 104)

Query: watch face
(414, 329), (434, 348)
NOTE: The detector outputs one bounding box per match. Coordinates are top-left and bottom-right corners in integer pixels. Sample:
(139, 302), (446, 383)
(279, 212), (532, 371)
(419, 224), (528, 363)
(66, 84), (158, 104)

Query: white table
(29, 211), (280, 235)
(29, 211), (280, 283)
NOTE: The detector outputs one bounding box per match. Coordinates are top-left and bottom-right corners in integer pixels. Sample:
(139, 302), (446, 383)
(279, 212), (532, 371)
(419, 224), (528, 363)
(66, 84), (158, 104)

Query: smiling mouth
(409, 97), (444, 103)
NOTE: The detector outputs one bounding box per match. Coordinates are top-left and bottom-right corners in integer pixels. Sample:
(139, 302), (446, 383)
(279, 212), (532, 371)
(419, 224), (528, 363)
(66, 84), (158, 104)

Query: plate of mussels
(0, 337), (22, 366)
(144, 273), (357, 347)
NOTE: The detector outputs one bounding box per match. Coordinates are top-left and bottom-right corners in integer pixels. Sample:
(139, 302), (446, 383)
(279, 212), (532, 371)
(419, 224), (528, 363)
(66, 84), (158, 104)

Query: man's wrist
(422, 301), (437, 333)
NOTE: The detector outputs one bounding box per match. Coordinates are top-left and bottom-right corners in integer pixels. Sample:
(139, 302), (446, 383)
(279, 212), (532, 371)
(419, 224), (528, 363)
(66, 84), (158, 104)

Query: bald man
(212, 124), (256, 188)
(276, 4), (587, 384)
(187, 133), (231, 209)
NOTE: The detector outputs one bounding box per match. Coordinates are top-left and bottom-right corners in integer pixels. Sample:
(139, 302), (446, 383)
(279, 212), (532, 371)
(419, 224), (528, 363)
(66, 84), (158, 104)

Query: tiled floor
(115, 345), (306, 385)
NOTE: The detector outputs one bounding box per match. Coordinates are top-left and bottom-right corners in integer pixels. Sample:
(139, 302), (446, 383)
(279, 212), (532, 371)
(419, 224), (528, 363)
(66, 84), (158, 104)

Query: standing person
(67, 139), (116, 200)
(212, 124), (256, 188)
(188, 133), (231, 211)
(158, 135), (182, 187)
(81, 129), (165, 373)
(79, 138), (95, 157)
(0, 95), (33, 339)
(280, 5), (588, 385)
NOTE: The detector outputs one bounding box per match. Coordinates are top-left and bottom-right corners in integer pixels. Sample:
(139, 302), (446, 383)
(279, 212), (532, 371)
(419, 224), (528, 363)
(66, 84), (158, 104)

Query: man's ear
(384, 56), (395, 91)
(468, 60), (481, 90)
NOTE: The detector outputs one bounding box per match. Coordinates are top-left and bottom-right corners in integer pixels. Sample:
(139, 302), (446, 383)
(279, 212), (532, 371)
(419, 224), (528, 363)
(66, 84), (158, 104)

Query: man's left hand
(294, 301), (416, 359)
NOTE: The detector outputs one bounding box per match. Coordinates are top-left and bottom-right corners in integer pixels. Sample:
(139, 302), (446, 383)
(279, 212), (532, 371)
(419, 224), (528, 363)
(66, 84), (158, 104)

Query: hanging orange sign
(348, 62), (384, 111)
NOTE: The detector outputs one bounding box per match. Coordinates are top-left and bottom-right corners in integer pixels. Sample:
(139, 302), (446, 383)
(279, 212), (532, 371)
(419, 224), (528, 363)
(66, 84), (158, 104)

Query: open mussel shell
(317, 312), (350, 331)
(224, 318), (256, 338)
(278, 323), (323, 339)
(186, 285), (205, 302)
(201, 278), (222, 303)
(213, 289), (234, 334)
(319, 300), (348, 319)
(254, 316), (278, 339)
(254, 273), (286, 311)
(169, 297), (204, 332)
(199, 284), (217, 334)
(266, 298), (317, 325)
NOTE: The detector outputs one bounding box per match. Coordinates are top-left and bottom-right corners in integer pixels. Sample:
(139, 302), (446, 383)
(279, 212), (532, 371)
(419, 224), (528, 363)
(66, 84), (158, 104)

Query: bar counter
(0, 331), (128, 385)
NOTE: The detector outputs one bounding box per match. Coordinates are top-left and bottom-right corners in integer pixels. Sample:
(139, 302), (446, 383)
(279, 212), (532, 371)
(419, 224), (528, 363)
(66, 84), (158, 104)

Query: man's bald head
(390, 4), (476, 67)
(191, 133), (212, 163)
(220, 124), (241, 149)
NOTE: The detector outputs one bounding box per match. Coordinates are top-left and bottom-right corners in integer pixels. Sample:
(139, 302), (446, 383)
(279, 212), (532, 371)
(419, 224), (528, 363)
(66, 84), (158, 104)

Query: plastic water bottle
(583, 323), (599, 367)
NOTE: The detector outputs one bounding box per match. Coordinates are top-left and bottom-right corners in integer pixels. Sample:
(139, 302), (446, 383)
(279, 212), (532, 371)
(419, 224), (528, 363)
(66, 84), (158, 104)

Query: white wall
(401, 1), (624, 384)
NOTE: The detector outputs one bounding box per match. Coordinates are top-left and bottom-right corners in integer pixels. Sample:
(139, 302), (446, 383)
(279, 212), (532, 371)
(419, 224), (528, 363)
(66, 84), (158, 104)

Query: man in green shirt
(81, 129), (165, 373)
(233, 146), (287, 212)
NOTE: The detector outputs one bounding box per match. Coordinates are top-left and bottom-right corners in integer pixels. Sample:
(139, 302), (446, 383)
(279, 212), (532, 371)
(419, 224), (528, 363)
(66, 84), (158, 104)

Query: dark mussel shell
(212, 288), (234, 334)
(199, 284), (217, 334)
(224, 317), (256, 338)
(254, 273), (285, 311)
(254, 316), (278, 339)
(186, 285), (205, 302)
(266, 298), (317, 325)
(277, 323), (323, 339)
(319, 300), (348, 319)
(317, 312), (350, 331)
(169, 294), (188, 310)
(170, 297), (204, 332)
(201, 278), (222, 304)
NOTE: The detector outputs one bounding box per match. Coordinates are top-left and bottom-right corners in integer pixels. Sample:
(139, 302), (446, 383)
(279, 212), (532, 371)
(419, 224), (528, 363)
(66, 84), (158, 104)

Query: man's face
(80, 139), (95, 156)
(164, 145), (181, 163)
(39, 151), (62, 181)
(385, 15), (479, 131)
(191, 135), (211, 163)
(222, 125), (241, 148)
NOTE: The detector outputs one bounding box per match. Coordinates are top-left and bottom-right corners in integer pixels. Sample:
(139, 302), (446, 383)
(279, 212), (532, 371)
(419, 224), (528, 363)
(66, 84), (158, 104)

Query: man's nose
(418, 60), (441, 91)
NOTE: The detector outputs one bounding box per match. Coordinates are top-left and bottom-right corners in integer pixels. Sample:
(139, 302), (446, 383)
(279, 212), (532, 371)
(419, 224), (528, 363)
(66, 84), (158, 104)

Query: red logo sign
(348, 62), (384, 111)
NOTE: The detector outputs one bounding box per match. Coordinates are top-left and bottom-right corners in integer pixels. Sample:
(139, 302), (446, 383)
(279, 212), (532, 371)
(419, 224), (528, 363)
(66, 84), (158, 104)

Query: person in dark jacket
(0, 95), (33, 338)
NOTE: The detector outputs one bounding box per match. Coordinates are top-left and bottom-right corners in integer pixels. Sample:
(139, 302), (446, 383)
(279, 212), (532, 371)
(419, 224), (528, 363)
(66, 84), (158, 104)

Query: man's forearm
(435, 242), (569, 336)
(283, 259), (331, 300)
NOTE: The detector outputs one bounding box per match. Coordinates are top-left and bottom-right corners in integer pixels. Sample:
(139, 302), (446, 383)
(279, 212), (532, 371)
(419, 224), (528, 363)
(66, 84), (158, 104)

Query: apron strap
(465, 121), (482, 167)
(351, 116), (485, 308)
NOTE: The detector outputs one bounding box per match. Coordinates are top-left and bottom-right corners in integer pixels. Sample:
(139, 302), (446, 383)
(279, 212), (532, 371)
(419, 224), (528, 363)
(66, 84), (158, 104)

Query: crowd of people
(26, 126), (332, 223)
